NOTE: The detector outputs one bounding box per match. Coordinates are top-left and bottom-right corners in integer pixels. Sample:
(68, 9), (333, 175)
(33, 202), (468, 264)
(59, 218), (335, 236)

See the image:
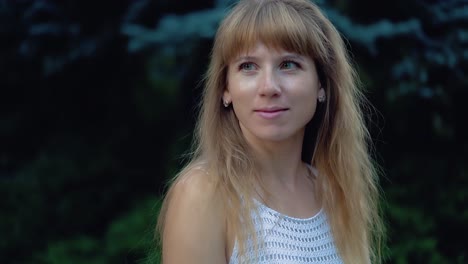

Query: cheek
(227, 83), (250, 117)
(293, 80), (318, 101)
(231, 96), (251, 119)
(229, 79), (256, 103)
(294, 82), (319, 117)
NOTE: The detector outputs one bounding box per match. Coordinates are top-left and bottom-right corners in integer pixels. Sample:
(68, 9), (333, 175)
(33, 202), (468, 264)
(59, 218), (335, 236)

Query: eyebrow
(232, 53), (307, 64)
(232, 56), (257, 64)
(282, 54), (306, 62)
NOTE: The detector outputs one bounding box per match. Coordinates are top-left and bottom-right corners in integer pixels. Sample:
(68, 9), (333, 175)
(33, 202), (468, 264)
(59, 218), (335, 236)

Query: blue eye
(281, 61), (299, 70)
(239, 62), (256, 71)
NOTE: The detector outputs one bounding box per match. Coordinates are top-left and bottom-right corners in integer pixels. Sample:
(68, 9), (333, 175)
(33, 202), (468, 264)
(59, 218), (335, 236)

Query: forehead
(230, 42), (306, 62)
(218, 1), (318, 64)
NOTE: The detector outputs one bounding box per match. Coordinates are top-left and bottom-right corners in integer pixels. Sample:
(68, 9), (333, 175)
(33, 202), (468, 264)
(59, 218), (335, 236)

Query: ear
(223, 89), (231, 103)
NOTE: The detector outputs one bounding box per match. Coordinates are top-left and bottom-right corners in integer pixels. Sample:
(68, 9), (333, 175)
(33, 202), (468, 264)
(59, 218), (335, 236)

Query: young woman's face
(225, 42), (321, 144)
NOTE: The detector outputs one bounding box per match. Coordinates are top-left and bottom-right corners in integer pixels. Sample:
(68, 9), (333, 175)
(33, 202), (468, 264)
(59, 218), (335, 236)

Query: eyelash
(280, 60), (301, 69)
(237, 60), (301, 71)
(238, 62), (256, 71)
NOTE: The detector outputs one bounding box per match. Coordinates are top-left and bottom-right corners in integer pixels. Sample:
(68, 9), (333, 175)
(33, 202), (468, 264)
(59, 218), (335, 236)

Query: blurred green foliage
(1, 0), (467, 263)
(31, 197), (161, 264)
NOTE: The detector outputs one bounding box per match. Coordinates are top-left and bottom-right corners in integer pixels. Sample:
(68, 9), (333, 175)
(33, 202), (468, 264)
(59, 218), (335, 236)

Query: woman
(157, 0), (385, 263)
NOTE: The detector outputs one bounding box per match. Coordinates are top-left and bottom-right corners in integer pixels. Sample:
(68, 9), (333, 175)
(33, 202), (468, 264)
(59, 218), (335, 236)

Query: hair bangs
(219, 1), (316, 64)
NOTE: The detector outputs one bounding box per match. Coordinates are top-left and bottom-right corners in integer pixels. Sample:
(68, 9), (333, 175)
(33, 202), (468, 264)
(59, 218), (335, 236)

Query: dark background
(1, 0), (467, 263)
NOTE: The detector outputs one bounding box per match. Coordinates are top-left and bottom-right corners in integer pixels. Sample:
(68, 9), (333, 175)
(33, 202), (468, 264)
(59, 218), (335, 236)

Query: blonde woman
(157, 0), (385, 263)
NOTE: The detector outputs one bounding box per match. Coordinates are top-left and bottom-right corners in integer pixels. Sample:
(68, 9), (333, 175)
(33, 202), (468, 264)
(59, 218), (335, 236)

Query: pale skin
(162, 42), (323, 263)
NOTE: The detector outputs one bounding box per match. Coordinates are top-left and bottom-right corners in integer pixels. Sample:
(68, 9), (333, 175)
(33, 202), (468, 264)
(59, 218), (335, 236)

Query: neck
(244, 130), (307, 190)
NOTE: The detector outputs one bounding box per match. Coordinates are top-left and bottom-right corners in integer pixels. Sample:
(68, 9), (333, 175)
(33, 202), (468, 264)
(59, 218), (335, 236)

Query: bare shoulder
(169, 166), (222, 216)
(162, 166), (226, 264)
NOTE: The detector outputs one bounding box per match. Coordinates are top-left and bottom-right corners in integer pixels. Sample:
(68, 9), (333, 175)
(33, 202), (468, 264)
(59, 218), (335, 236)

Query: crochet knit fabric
(229, 201), (343, 264)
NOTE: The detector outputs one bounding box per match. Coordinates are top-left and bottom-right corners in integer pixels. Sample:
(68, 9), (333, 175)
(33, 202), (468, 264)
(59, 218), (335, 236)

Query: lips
(254, 107), (289, 119)
(254, 106), (289, 112)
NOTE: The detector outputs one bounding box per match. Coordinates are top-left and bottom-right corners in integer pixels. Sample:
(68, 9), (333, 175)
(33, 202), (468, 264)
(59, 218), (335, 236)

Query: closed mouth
(254, 108), (289, 113)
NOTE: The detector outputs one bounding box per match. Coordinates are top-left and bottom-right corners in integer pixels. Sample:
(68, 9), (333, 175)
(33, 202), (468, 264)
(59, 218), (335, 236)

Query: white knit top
(228, 200), (343, 264)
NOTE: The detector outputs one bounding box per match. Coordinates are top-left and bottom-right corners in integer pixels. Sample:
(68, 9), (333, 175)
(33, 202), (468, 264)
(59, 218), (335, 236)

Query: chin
(254, 130), (297, 142)
(240, 123), (304, 144)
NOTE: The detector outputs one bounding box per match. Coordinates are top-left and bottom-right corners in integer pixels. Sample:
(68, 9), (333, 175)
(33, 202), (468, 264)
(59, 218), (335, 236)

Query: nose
(258, 68), (281, 97)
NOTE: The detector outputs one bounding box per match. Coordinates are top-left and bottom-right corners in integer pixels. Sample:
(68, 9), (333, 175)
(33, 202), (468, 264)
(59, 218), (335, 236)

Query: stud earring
(223, 100), (230, 107)
(318, 88), (326, 103)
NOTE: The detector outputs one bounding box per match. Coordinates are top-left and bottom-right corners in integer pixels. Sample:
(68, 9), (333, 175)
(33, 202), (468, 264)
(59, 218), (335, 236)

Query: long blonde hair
(157, 0), (385, 263)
